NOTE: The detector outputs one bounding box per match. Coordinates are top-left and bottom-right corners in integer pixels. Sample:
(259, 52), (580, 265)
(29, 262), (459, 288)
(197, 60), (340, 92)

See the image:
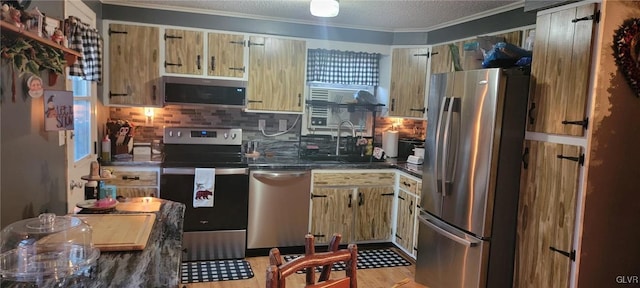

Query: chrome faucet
(336, 120), (356, 155)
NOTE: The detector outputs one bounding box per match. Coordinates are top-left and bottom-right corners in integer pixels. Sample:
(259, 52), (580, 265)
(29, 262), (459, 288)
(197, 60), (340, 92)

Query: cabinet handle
(211, 56), (216, 71)
(391, 99), (395, 111)
(164, 34), (182, 40)
(313, 234), (326, 238)
(358, 192), (363, 206)
(522, 147), (529, 170)
(164, 61), (182, 67)
(557, 154), (585, 166)
(199, 220), (209, 224)
(311, 193), (327, 199)
(108, 29), (127, 35)
(122, 176), (140, 180)
(397, 195), (405, 200)
(395, 233), (403, 240)
(248, 41), (264, 46)
(403, 181), (411, 187)
(528, 102), (536, 125)
(561, 117), (589, 130)
(410, 107), (426, 113)
(381, 193), (394, 196)
(409, 200), (413, 215)
(549, 246), (576, 261)
(109, 92), (128, 98)
(248, 100), (263, 103)
(152, 85), (156, 101)
(298, 93), (302, 107)
(196, 55), (201, 70)
(347, 195), (352, 208)
(230, 40), (245, 46)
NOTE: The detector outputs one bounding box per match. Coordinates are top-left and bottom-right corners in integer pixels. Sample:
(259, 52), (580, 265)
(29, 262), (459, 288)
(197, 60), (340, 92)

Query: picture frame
(43, 90), (74, 131)
(43, 16), (63, 41)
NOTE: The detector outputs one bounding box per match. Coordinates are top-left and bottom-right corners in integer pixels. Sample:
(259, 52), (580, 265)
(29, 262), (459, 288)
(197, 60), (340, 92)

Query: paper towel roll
(382, 131), (399, 158)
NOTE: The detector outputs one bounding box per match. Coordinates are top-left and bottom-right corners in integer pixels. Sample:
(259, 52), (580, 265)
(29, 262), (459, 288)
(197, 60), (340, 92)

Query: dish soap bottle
(101, 135), (111, 161)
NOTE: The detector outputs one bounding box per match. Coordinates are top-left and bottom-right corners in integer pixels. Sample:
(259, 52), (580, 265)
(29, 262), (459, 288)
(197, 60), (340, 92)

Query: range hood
(162, 76), (247, 107)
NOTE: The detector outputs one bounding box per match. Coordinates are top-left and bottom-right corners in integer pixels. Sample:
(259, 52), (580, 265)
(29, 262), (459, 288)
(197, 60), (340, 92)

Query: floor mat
(283, 248), (411, 273)
(181, 259), (254, 283)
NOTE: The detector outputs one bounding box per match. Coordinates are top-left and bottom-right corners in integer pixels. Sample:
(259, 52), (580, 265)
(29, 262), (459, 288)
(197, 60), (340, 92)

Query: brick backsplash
(108, 106), (426, 156)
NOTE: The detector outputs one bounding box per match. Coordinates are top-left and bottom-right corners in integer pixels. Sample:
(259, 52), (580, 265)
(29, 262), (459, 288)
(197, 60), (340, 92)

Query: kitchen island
(85, 198), (185, 288)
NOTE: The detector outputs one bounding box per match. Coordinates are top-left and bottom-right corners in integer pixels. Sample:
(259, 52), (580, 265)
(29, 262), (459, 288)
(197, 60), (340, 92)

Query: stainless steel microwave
(163, 76), (246, 107)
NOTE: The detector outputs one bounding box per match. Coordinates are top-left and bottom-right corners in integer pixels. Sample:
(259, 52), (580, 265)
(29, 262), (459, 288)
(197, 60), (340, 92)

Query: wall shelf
(306, 100), (385, 112)
(1, 20), (81, 66)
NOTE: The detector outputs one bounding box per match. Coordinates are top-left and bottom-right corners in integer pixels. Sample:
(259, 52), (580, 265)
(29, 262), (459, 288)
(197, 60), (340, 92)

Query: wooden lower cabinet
(103, 166), (160, 198)
(310, 171), (395, 244)
(395, 189), (415, 254)
(513, 140), (581, 288)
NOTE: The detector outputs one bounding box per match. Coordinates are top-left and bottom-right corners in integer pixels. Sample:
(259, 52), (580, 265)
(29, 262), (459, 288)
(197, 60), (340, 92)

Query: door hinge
(522, 147), (530, 170)
(395, 233), (403, 240)
(549, 246), (576, 261)
(229, 67), (246, 72)
(164, 34), (183, 40)
(109, 92), (128, 98)
(108, 29), (127, 36)
(428, 51), (439, 58)
(313, 234), (325, 238)
(557, 153), (585, 166)
(230, 40), (245, 46)
(572, 10), (600, 23)
(311, 193), (327, 199)
(562, 117), (588, 130)
(413, 53), (429, 57)
(381, 193), (394, 196)
(410, 107), (426, 113)
(528, 102), (536, 125)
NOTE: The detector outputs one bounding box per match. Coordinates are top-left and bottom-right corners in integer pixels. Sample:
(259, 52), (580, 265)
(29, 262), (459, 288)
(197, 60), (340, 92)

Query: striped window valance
(307, 49), (380, 86)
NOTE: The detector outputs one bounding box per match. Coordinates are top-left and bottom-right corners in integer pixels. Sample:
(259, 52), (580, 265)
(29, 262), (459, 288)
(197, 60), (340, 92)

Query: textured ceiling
(103, 0), (523, 32)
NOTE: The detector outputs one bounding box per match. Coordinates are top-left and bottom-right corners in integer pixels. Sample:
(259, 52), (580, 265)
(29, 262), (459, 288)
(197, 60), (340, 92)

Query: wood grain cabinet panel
(395, 189), (415, 254)
(247, 36), (305, 112)
(513, 141), (581, 288)
(313, 172), (395, 186)
(164, 29), (203, 75)
(398, 174), (418, 195)
(429, 44), (454, 75)
(103, 166), (160, 199)
(527, 3), (596, 136)
(108, 23), (160, 106)
(354, 186), (394, 242)
(310, 187), (354, 244)
(208, 32), (245, 78)
(389, 48), (428, 118)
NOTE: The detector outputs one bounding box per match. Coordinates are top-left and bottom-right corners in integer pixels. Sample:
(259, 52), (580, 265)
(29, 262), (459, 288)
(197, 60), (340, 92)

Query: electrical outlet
(258, 120), (266, 130)
(279, 119), (287, 132)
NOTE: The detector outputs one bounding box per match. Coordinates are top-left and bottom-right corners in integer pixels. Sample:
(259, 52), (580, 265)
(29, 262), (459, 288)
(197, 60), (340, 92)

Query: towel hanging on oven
(193, 168), (215, 208)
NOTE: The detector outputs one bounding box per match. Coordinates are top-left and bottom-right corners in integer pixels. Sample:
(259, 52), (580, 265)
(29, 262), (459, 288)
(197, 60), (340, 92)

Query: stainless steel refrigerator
(416, 68), (530, 288)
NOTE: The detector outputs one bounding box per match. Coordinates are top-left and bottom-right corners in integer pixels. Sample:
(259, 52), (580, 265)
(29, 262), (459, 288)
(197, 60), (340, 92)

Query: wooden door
(208, 32), (245, 78)
(395, 189), (415, 252)
(164, 29), (203, 75)
(429, 44), (454, 75)
(514, 140), (581, 288)
(108, 24), (160, 106)
(389, 48), (428, 118)
(527, 3), (596, 136)
(354, 186), (394, 241)
(310, 187), (354, 244)
(248, 36), (306, 112)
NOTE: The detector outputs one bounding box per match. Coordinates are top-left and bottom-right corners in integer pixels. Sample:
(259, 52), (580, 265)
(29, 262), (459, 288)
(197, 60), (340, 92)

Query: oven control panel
(164, 127), (243, 145)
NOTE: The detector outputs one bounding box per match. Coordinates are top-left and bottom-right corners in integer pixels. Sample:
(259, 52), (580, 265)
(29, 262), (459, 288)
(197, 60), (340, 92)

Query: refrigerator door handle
(419, 214), (480, 247)
(434, 98), (448, 194)
(441, 97), (455, 196)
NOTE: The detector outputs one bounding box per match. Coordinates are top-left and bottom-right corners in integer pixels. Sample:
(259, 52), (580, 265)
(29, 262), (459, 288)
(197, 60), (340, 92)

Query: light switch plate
(279, 119), (287, 132)
(258, 120), (266, 130)
(58, 131), (65, 146)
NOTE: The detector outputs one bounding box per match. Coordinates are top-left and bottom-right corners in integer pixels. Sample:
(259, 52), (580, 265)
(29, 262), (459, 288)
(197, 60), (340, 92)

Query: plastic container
(0, 213), (100, 286)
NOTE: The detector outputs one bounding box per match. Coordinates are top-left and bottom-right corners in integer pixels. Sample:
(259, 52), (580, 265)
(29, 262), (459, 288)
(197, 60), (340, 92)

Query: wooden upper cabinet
(247, 36), (306, 113)
(208, 32), (245, 78)
(527, 3), (597, 136)
(429, 44), (454, 75)
(389, 48), (428, 118)
(514, 140), (581, 288)
(108, 23), (161, 106)
(164, 29), (204, 75)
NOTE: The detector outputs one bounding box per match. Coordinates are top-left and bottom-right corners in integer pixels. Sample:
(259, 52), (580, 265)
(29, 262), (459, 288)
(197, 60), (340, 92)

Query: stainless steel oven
(160, 127), (248, 261)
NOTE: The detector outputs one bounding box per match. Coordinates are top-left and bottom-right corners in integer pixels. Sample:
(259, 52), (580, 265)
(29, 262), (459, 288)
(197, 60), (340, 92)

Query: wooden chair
(267, 233), (358, 288)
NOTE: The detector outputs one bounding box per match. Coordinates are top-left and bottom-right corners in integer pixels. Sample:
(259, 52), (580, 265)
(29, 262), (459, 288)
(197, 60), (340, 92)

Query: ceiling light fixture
(310, 0), (339, 17)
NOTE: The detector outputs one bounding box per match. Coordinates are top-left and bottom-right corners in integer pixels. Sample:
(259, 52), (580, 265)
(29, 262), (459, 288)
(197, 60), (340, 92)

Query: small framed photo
(43, 90), (74, 131)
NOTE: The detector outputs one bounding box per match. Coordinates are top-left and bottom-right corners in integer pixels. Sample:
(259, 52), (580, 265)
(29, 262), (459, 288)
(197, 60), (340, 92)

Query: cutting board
(77, 213), (156, 251)
(116, 201), (162, 212)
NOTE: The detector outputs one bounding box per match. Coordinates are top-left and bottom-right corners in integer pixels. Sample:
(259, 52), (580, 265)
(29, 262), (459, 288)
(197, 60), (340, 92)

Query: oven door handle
(162, 167), (249, 175)
(252, 171), (308, 181)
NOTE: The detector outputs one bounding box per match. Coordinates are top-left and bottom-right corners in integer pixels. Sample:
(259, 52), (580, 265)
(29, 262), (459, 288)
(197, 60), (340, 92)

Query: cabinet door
(395, 189), (415, 253)
(354, 186), (394, 242)
(527, 3), (596, 136)
(310, 187), (354, 244)
(429, 44), (454, 75)
(108, 24), (160, 106)
(389, 48), (428, 118)
(514, 141), (581, 288)
(208, 32), (245, 78)
(248, 36), (306, 112)
(164, 29), (204, 75)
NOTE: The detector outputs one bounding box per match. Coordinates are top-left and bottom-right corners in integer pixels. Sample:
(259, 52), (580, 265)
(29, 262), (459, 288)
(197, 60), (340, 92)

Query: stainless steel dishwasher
(247, 170), (311, 249)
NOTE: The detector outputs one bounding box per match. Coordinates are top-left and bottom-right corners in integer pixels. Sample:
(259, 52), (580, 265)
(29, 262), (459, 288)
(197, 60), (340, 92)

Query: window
(70, 76), (92, 162)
